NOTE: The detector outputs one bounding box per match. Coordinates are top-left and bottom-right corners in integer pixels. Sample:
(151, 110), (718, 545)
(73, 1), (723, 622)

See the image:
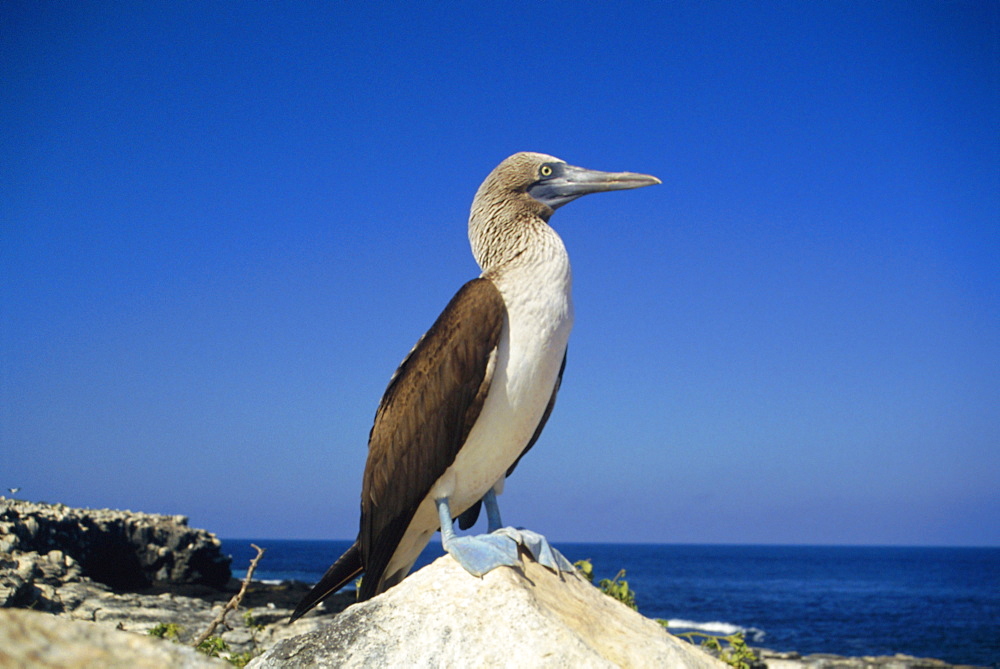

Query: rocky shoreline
(0, 497), (987, 668)
(1, 496), (353, 662)
(751, 650), (985, 669)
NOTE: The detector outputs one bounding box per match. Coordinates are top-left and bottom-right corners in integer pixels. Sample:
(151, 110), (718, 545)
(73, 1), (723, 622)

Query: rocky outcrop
(249, 552), (728, 669)
(754, 649), (987, 669)
(0, 497), (231, 592)
(0, 608), (225, 668)
(37, 572), (351, 661)
(0, 548), (87, 612)
(0, 497), (348, 664)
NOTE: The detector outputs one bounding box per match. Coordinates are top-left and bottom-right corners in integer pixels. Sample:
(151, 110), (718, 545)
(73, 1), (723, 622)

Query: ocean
(222, 540), (1000, 667)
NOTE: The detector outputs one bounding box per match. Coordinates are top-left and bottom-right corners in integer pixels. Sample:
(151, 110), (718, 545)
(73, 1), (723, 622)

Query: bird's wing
(458, 348), (567, 530)
(359, 277), (506, 597)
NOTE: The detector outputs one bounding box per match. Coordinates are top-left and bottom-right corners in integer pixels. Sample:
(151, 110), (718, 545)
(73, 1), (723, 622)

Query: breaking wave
(666, 619), (766, 643)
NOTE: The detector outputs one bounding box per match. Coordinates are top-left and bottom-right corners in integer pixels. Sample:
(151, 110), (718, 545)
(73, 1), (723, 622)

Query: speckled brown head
(469, 152), (660, 272)
(474, 152), (659, 218)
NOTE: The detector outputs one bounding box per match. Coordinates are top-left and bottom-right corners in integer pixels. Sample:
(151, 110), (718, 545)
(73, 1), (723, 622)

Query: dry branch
(191, 543), (266, 648)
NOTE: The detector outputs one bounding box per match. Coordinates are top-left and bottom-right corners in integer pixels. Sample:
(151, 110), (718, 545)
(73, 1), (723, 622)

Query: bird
(291, 152), (659, 621)
(7, 488), (20, 495)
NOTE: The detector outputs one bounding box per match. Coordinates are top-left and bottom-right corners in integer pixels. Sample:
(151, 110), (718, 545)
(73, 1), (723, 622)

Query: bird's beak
(527, 163), (661, 210)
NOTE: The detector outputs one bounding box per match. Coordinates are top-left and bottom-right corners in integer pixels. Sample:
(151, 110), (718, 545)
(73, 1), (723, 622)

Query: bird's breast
(432, 257), (574, 510)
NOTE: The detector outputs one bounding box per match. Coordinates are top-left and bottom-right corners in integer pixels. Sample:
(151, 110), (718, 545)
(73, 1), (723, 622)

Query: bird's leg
(436, 496), (518, 577)
(482, 485), (575, 572)
(482, 488), (503, 533)
(437, 493), (575, 576)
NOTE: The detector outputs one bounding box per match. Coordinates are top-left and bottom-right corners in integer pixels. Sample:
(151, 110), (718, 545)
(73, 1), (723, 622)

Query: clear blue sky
(3, 2), (998, 546)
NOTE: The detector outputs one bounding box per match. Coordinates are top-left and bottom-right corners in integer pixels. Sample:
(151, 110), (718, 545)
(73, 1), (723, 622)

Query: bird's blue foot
(492, 526), (575, 572)
(442, 532), (521, 576)
(437, 496), (519, 576)
(436, 495), (574, 577)
(481, 488), (573, 572)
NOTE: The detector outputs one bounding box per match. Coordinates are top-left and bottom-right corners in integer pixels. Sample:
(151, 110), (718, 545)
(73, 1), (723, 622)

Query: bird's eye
(539, 164), (553, 177)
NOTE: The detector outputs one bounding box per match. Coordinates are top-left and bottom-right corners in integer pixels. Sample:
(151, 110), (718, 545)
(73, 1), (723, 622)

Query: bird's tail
(289, 540), (363, 622)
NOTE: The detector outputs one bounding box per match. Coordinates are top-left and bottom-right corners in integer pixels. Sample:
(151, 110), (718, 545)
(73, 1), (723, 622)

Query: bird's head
(473, 152), (661, 221)
(469, 152), (660, 273)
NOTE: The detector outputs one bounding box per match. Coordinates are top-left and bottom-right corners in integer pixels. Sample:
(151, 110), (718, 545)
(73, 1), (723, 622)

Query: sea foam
(666, 619), (766, 643)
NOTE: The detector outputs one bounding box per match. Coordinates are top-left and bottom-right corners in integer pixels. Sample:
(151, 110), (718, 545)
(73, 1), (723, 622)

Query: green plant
(147, 622), (183, 640)
(676, 631), (758, 669)
(196, 636), (229, 658)
(573, 558), (594, 584)
(598, 569), (637, 610)
(243, 609), (263, 633)
(227, 651), (255, 667)
(149, 617), (258, 666)
(573, 559), (638, 610)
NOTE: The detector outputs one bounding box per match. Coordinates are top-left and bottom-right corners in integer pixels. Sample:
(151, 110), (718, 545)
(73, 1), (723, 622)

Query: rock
(8, 564), (352, 661)
(2, 520), (353, 663)
(0, 497), (230, 590)
(754, 649), (988, 669)
(0, 608), (225, 668)
(249, 553), (727, 669)
(50, 577), (349, 658)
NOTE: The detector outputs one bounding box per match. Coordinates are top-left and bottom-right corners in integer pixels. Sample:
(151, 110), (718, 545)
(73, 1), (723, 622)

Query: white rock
(0, 608), (225, 668)
(249, 554), (727, 669)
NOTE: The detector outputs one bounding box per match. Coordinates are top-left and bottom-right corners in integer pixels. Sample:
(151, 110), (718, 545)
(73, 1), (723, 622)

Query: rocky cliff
(1, 497), (231, 602)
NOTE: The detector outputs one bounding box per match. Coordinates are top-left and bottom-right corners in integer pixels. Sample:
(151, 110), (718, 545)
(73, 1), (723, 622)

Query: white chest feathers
(433, 228), (574, 509)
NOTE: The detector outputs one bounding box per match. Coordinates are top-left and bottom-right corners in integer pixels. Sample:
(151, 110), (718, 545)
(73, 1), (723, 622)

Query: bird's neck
(472, 209), (574, 362)
(468, 207), (569, 277)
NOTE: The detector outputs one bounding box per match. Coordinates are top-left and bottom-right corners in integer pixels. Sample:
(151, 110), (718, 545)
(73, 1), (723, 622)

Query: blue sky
(3, 1), (998, 546)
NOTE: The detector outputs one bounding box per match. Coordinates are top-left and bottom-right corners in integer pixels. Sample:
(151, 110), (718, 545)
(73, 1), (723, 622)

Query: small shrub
(196, 636), (229, 658)
(147, 622), (183, 640)
(573, 559), (637, 610)
(228, 651), (255, 667)
(676, 631), (758, 669)
(598, 569), (637, 610)
(243, 609), (263, 632)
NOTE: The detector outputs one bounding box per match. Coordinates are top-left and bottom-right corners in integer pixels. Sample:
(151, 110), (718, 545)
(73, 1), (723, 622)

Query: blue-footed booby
(290, 152), (659, 621)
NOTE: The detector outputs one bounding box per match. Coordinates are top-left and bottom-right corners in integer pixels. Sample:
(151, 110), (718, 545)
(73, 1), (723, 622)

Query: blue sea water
(223, 540), (1000, 667)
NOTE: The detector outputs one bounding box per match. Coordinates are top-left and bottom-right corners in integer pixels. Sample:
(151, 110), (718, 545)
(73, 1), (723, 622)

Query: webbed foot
(442, 532), (520, 576)
(436, 495), (574, 578)
(491, 526), (575, 572)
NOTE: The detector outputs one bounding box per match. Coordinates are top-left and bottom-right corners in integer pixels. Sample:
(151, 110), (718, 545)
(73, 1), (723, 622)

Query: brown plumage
(291, 279), (510, 618)
(359, 278), (505, 598)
